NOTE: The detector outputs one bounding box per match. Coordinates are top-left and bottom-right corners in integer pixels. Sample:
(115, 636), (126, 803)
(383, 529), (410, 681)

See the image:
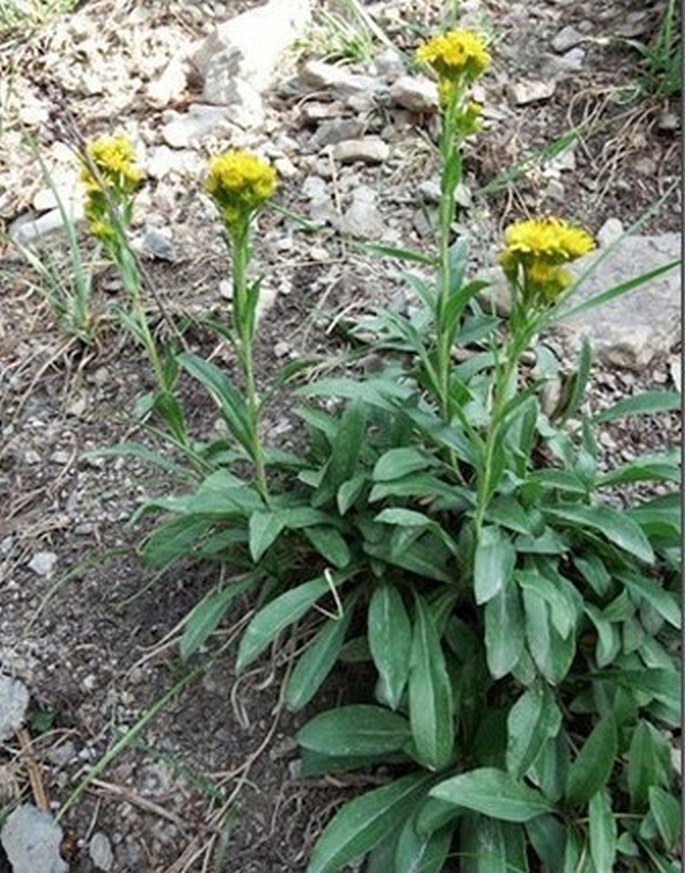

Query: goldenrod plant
(89, 28), (681, 873)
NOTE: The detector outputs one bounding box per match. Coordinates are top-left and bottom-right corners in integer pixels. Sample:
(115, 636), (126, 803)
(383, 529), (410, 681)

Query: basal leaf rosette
(80, 135), (143, 244)
(499, 217), (595, 307)
(205, 150), (277, 237)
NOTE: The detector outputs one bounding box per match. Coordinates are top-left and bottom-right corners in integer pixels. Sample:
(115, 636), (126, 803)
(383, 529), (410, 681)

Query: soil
(0, 1), (681, 872)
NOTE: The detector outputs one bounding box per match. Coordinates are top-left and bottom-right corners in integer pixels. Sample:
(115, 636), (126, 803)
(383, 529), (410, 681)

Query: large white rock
(556, 233), (681, 369)
(193, 0), (312, 122)
(1, 805), (68, 873)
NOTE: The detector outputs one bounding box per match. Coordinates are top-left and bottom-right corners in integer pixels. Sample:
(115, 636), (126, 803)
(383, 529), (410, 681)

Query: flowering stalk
(205, 150), (277, 503)
(80, 136), (168, 393)
(474, 217), (595, 528)
(416, 30), (490, 423)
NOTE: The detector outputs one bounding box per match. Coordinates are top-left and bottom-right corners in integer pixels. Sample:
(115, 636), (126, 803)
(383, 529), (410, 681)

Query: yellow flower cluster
(416, 30), (491, 84)
(499, 217), (595, 303)
(80, 135), (142, 194)
(205, 150), (277, 232)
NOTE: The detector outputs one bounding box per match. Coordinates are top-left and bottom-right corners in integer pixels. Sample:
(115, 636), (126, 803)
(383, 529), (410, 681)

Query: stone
(135, 227), (178, 262)
(331, 137), (389, 164)
(302, 174), (336, 225)
(555, 233), (681, 369)
(0, 675), (29, 741)
(299, 59), (386, 96)
(337, 185), (384, 239)
(389, 75), (438, 113)
(146, 56), (188, 107)
(161, 104), (231, 148)
(9, 203), (84, 246)
(89, 832), (114, 871)
(551, 25), (584, 52)
(373, 47), (405, 78)
(658, 111), (680, 132)
(193, 0), (311, 123)
(311, 118), (366, 148)
(543, 48), (586, 77)
(510, 79), (556, 105)
(597, 218), (624, 247)
(1, 804), (68, 873)
(28, 551), (58, 577)
(418, 179), (441, 204)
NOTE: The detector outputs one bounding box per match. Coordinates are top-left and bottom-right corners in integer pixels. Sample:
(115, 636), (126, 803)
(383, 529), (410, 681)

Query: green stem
(475, 327), (530, 530)
(232, 224), (269, 504)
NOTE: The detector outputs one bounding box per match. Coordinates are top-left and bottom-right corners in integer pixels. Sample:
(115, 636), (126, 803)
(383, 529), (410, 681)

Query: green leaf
(588, 788), (617, 871)
(140, 515), (214, 567)
(474, 526), (516, 605)
(459, 816), (529, 873)
(373, 447), (434, 482)
(522, 587), (576, 684)
(394, 817), (452, 873)
(598, 455), (681, 488)
(517, 570), (577, 639)
(322, 400), (368, 491)
(484, 580), (525, 680)
(180, 578), (255, 661)
(592, 389), (681, 423)
(337, 473), (367, 515)
(237, 573), (347, 673)
(306, 774), (431, 873)
(249, 510), (287, 562)
(303, 526), (351, 569)
(566, 713), (618, 805)
(584, 604), (621, 667)
(648, 786), (681, 852)
(360, 241), (435, 266)
(562, 336), (592, 419)
(430, 768), (553, 822)
(529, 732), (569, 803)
(623, 575), (681, 630)
(409, 594), (454, 770)
(286, 604), (355, 711)
(177, 352), (251, 451)
(627, 720), (673, 810)
(506, 687), (562, 779)
(297, 705), (411, 757)
(525, 815), (567, 871)
(545, 504), (654, 564)
(368, 585), (412, 710)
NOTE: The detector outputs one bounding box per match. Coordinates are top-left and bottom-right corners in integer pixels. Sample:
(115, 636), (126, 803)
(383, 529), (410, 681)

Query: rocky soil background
(0, 0), (681, 871)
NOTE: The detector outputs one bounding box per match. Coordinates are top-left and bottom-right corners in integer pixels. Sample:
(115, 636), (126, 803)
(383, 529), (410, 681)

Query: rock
(299, 59), (385, 96)
(302, 174), (336, 225)
(28, 551), (58, 577)
(311, 118), (366, 148)
(543, 48), (586, 77)
(337, 185), (384, 239)
(89, 832), (114, 871)
(418, 179), (441, 204)
(597, 218), (624, 247)
(9, 203), (84, 246)
(1, 804), (68, 873)
(274, 341), (290, 358)
(669, 354), (682, 392)
(477, 268), (511, 316)
(0, 675), (29, 740)
(373, 47), (405, 78)
(134, 227), (178, 262)
(145, 145), (193, 180)
(146, 56), (188, 107)
(193, 0), (311, 123)
(551, 25), (584, 52)
(331, 137), (389, 164)
(658, 111), (680, 132)
(510, 79), (556, 105)
(161, 104), (231, 148)
(556, 233), (681, 369)
(389, 75), (438, 113)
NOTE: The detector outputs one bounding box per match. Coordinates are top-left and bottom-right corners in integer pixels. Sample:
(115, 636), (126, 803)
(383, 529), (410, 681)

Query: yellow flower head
(499, 217), (594, 305)
(80, 135), (142, 194)
(503, 217), (595, 264)
(205, 150), (277, 230)
(416, 30), (491, 84)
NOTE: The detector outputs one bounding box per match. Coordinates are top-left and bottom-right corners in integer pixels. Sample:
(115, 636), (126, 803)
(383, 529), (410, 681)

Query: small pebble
(28, 552), (58, 577)
(89, 832), (114, 871)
